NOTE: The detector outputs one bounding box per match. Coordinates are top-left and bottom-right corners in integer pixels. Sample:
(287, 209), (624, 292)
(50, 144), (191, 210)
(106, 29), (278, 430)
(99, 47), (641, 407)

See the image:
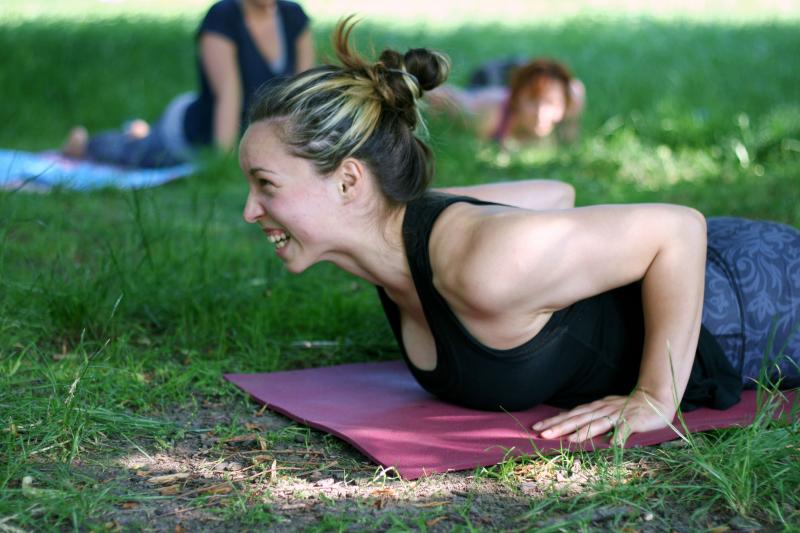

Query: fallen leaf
(251, 454), (273, 464)
(119, 501), (139, 510)
(370, 488), (396, 498)
(426, 516), (447, 527)
(223, 433), (260, 444)
(245, 422), (263, 431)
(147, 473), (190, 485)
(281, 503), (309, 510)
(200, 484), (232, 495)
(413, 501), (450, 508)
(175, 525), (186, 533)
(256, 404), (268, 416)
(709, 528), (731, 533)
(159, 484), (182, 496)
(134, 470), (150, 478)
(102, 521), (121, 532)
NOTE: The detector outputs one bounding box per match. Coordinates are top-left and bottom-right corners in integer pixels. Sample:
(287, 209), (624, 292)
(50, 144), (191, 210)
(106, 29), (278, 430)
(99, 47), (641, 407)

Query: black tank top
(376, 192), (742, 412)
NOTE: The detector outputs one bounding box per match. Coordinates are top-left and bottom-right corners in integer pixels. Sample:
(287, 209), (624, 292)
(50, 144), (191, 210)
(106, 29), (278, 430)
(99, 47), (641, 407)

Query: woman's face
(240, 121), (338, 273)
(516, 78), (567, 138)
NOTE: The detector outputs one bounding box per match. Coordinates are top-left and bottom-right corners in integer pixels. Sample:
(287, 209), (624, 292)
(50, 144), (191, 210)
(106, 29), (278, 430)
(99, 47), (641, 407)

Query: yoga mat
(225, 361), (798, 480)
(0, 149), (194, 192)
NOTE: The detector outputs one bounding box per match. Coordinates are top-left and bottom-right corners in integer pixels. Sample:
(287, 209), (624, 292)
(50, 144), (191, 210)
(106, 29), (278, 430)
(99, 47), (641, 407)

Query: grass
(1, 1), (799, 531)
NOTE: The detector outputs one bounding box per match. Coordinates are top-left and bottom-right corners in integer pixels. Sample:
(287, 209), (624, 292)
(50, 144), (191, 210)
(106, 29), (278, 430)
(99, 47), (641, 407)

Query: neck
(241, 0), (276, 20)
(323, 205), (413, 292)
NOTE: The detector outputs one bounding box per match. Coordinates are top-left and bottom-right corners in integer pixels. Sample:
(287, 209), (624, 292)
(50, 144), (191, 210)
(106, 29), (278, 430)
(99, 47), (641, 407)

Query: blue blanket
(0, 149), (195, 192)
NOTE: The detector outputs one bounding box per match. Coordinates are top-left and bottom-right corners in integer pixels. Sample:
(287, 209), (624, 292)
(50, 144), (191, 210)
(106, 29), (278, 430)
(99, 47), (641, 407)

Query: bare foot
(126, 119), (150, 139)
(62, 126), (88, 158)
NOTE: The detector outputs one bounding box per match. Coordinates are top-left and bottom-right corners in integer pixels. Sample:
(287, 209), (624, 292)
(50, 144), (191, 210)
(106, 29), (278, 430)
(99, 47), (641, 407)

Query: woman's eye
(258, 178), (274, 189)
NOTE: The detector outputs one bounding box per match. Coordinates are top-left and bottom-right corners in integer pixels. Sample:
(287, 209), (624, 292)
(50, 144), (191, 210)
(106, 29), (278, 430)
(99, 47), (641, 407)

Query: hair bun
(403, 48), (450, 92)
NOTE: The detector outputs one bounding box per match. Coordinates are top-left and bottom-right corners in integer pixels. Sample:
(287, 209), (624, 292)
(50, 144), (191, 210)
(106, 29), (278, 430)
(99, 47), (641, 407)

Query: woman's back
(378, 192), (741, 411)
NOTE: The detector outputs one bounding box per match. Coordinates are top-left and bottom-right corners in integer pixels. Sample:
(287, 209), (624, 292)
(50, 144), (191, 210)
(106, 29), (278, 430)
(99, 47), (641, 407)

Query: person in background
(429, 58), (585, 147)
(63, 0), (314, 168)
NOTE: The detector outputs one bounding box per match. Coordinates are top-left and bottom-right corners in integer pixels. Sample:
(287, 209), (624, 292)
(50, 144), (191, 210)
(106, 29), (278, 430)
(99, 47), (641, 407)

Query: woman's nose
(243, 194), (265, 223)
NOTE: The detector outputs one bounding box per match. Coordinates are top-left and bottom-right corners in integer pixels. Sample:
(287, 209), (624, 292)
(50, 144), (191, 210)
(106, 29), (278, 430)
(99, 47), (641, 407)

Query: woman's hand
(532, 390), (677, 445)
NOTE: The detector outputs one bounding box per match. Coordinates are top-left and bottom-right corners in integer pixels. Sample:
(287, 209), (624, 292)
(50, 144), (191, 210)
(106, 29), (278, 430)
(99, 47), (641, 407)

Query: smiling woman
(241, 121), (346, 272)
(238, 17), (800, 444)
(427, 58), (586, 147)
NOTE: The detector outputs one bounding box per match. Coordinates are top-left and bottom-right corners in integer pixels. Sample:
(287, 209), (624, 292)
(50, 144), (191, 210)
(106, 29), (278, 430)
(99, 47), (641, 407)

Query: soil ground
(43, 396), (759, 533)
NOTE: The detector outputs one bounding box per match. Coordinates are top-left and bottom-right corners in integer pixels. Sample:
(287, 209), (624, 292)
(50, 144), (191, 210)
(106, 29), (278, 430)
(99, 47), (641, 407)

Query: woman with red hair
(429, 58), (585, 146)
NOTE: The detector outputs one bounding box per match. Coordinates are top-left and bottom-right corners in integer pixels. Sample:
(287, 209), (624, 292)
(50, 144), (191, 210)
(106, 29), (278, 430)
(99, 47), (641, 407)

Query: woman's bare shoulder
(427, 202), (704, 317)
(427, 202), (539, 313)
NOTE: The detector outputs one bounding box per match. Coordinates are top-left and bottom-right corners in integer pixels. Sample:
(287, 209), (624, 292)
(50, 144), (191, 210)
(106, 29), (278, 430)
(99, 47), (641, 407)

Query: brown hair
(508, 59), (573, 112)
(248, 17), (450, 205)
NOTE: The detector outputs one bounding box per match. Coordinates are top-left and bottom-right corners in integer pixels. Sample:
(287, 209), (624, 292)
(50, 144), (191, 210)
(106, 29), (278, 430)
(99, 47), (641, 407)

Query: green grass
(1, 3), (799, 531)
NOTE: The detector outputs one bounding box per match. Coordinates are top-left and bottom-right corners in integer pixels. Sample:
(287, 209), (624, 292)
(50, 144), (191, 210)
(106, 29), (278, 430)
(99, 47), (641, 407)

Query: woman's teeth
(268, 232), (291, 249)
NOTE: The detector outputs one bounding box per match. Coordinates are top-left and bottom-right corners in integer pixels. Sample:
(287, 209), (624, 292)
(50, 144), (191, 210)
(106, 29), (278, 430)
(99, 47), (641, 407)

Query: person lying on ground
(62, 0), (314, 168)
(427, 58), (585, 147)
(238, 19), (800, 443)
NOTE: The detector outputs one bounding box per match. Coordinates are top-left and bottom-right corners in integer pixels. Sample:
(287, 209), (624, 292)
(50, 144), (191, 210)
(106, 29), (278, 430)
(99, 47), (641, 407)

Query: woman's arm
(294, 28), (315, 73)
(558, 79), (585, 143)
(200, 32), (242, 152)
(435, 180), (575, 210)
(433, 203), (707, 442)
(566, 79), (586, 119)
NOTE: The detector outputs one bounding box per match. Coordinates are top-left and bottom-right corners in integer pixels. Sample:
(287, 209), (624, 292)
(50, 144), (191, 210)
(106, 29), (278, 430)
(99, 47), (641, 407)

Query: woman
(239, 20), (800, 444)
(63, 0), (314, 168)
(428, 58), (585, 146)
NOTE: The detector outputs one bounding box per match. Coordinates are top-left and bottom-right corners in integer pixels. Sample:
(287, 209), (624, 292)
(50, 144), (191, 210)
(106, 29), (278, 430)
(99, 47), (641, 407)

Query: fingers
(530, 392), (672, 445)
(535, 404), (620, 441)
(567, 416), (616, 443)
(532, 397), (624, 433)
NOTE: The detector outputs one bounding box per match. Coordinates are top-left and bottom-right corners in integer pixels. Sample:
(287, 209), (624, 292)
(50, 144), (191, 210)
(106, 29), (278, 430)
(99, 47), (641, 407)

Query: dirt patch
(54, 397), (754, 532)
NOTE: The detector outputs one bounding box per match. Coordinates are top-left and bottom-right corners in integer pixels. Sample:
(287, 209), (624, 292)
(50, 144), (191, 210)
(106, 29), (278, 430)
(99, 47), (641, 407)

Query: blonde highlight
(247, 16), (451, 203)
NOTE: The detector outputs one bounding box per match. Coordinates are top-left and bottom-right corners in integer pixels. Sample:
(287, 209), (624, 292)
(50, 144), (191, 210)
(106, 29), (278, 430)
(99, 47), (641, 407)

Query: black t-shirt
(183, 0), (309, 146)
(377, 192), (742, 412)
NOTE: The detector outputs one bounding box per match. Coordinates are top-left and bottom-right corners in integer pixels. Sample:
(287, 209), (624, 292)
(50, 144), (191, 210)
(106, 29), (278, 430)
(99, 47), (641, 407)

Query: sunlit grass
(2, 0), (799, 25)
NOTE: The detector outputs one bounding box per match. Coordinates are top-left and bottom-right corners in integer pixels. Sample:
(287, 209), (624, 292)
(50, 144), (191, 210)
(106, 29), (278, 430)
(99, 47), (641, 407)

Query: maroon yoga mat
(225, 361), (797, 480)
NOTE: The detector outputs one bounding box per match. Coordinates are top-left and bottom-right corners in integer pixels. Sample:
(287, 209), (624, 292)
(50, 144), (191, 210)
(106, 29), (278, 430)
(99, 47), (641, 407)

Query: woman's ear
(336, 157), (366, 200)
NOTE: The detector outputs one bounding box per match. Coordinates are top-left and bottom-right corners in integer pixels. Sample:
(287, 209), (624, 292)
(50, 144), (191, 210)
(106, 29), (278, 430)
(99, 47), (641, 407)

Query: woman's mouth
(267, 230), (291, 249)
